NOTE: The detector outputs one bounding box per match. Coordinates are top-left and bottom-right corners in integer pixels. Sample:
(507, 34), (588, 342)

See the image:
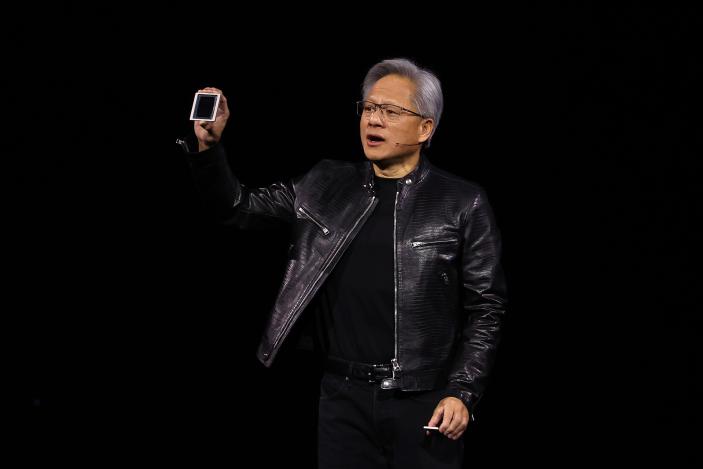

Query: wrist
(198, 140), (217, 152)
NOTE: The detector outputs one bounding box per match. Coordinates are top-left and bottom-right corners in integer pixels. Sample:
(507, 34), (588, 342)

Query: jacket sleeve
(185, 143), (296, 230)
(446, 187), (508, 418)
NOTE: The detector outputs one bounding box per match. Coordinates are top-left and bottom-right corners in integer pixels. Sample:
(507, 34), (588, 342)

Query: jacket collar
(362, 152), (431, 195)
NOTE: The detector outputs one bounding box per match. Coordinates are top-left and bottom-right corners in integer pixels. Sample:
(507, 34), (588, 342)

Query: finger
(446, 417), (468, 440)
(219, 94), (230, 115)
(426, 405), (444, 436)
(198, 87), (222, 94)
(439, 408), (455, 434)
(427, 405), (444, 428)
(445, 407), (465, 433)
(449, 425), (467, 440)
(198, 121), (213, 133)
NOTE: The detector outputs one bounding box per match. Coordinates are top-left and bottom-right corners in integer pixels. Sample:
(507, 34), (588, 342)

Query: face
(360, 74), (433, 163)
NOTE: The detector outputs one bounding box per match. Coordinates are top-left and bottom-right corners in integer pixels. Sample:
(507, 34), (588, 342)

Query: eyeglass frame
(356, 100), (425, 121)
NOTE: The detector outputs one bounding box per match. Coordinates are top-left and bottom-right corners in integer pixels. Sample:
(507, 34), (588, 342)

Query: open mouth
(366, 134), (386, 146)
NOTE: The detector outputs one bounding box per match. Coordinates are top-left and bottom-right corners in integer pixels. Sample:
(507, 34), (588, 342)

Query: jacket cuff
(443, 387), (479, 422)
(183, 141), (227, 167)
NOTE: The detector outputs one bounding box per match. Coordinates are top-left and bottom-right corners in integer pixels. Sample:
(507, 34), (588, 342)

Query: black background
(11, 4), (698, 467)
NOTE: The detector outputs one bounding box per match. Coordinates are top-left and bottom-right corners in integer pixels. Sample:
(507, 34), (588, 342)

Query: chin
(363, 147), (390, 161)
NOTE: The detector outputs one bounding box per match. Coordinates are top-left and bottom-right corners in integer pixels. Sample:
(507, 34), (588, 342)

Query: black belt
(325, 357), (400, 389)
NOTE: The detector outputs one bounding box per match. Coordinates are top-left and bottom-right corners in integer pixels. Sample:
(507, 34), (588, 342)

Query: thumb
(427, 404), (444, 428)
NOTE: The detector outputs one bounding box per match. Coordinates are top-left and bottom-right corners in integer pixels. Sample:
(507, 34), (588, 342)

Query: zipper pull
(391, 358), (401, 379)
(175, 138), (190, 153)
(441, 272), (450, 285)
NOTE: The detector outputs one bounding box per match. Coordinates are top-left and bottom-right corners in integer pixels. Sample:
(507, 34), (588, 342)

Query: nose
(367, 108), (385, 126)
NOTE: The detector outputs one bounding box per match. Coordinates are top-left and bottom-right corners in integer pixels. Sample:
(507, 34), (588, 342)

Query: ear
(417, 118), (434, 143)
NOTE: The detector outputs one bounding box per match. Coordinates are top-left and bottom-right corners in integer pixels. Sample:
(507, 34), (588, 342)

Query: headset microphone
(394, 142), (422, 146)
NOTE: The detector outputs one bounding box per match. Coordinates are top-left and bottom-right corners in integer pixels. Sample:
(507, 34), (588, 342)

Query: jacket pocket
(411, 238), (459, 249)
(297, 205), (330, 236)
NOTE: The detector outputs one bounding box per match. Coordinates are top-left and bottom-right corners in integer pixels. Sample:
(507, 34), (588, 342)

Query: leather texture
(186, 144), (507, 412)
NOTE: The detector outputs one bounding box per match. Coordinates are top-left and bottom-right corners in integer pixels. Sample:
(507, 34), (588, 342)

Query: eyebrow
(365, 97), (406, 107)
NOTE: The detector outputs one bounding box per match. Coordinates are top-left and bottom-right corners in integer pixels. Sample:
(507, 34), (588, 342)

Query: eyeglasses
(356, 100), (424, 122)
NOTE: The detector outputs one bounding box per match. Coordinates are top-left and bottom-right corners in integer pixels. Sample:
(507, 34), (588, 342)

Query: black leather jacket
(185, 143), (507, 413)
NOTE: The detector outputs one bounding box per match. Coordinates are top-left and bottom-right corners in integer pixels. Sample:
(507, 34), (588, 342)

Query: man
(183, 58), (507, 469)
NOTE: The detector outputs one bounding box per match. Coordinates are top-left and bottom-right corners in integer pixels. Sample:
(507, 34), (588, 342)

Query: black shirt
(317, 174), (400, 364)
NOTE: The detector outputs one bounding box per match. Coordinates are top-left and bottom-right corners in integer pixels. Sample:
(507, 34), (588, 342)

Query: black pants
(318, 371), (464, 469)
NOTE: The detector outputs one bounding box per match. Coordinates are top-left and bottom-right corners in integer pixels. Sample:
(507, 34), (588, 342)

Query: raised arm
(184, 87), (296, 230)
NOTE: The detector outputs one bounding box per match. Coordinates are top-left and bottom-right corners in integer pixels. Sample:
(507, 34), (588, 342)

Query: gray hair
(362, 58), (443, 147)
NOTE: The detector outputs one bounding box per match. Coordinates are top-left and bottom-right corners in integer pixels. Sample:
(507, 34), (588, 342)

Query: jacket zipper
(297, 206), (330, 235)
(410, 239), (458, 248)
(392, 186), (401, 380)
(272, 195), (377, 350)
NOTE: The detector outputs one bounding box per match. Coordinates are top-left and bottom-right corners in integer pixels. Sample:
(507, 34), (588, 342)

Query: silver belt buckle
(380, 378), (400, 390)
